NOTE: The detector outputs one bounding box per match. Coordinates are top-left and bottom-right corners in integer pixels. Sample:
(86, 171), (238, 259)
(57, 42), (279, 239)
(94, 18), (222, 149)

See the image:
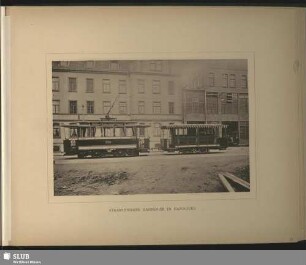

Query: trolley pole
(204, 90), (207, 124)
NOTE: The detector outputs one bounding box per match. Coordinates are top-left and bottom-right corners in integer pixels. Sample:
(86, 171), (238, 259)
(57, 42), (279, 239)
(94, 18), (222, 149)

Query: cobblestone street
(54, 147), (249, 195)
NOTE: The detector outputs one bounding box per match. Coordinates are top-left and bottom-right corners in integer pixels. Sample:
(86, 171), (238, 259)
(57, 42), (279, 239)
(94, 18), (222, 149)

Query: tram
(61, 118), (150, 158)
(160, 123), (228, 154)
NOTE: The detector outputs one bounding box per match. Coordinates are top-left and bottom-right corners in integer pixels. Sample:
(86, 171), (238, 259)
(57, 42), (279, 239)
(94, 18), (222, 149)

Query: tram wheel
(77, 153), (84, 159)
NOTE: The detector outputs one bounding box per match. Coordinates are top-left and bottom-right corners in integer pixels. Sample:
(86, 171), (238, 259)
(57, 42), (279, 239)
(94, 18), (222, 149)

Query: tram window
(176, 128), (187, 136)
(115, 128), (128, 137)
(125, 128), (135, 137)
(70, 128), (78, 137)
(139, 127), (145, 137)
(87, 127), (96, 137)
(104, 128), (113, 137)
(187, 128), (197, 136)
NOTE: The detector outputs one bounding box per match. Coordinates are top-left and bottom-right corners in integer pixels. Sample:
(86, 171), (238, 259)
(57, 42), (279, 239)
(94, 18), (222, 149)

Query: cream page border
(8, 7), (302, 245)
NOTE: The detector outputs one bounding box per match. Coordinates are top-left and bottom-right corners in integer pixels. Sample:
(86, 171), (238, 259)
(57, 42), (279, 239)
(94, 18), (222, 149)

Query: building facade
(183, 62), (249, 145)
(52, 60), (248, 153)
(52, 60), (181, 152)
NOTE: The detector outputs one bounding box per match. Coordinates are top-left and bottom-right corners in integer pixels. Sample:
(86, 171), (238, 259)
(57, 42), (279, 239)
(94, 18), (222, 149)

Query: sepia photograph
(52, 59), (250, 196)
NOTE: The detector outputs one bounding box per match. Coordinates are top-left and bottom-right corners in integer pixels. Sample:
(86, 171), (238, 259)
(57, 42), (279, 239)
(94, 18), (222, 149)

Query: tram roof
(61, 121), (150, 128)
(161, 124), (227, 129)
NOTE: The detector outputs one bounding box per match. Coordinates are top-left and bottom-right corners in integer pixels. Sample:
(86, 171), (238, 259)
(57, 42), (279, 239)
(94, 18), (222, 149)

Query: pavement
(54, 147), (249, 164)
(53, 147), (249, 196)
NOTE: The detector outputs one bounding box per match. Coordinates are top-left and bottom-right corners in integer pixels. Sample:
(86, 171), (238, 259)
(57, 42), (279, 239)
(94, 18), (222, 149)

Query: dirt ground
(54, 147), (249, 196)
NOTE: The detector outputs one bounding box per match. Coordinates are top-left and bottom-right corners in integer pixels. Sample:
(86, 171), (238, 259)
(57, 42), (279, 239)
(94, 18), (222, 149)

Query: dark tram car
(62, 120), (150, 158)
(160, 123), (228, 154)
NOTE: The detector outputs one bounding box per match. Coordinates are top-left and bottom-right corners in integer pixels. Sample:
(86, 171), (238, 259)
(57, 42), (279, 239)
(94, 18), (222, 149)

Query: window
(241, 75), (247, 88)
(185, 92), (205, 114)
(153, 123), (161, 137)
(101, 61), (110, 69)
(150, 61), (162, 72)
(239, 93), (248, 114)
(138, 101), (145, 114)
(110, 61), (119, 70)
(153, 102), (161, 114)
(150, 62), (155, 71)
(168, 81), (175, 95)
(60, 61), (69, 67)
(52, 100), (60, 114)
(156, 61), (162, 71)
(206, 92), (218, 114)
(227, 93), (233, 103)
(87, 101), (94, 114)
(193, 77), (200, 89)
(222, 74), (228, 88)
(192, 97), (199, 113)
(208, 73), (215, 87)
(86, 61), (94, 68)
(119, 80), (127, 94)
(52, 61), (60, 68)
(68, 77), (77, 92)
(239, 121), (249, 140)
(86, 78), (94, 93)
(53, 124), (61, 139)
(221, 93), (238, 114)
(102, 79), (110, 93)
(69, 100), (77, 114)
(52, 77), (59, 91)
(53, 145), (60, 152)
(103, 101), (111, 114)
(53, 129), (60, 138)
(138, 79), (145, 94)
(119, 102), (127, 114)
(87, 127), (96, 137)
(168, 102), (174, 114)
(152, 80), (161, 94)
(229, 74), (236, 88)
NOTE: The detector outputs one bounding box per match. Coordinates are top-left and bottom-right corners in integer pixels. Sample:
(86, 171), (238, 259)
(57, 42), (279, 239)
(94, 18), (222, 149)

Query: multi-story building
(52, 60), (248, 153)
(182, 60), (249, 145)
(52, 60), (181, 152)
